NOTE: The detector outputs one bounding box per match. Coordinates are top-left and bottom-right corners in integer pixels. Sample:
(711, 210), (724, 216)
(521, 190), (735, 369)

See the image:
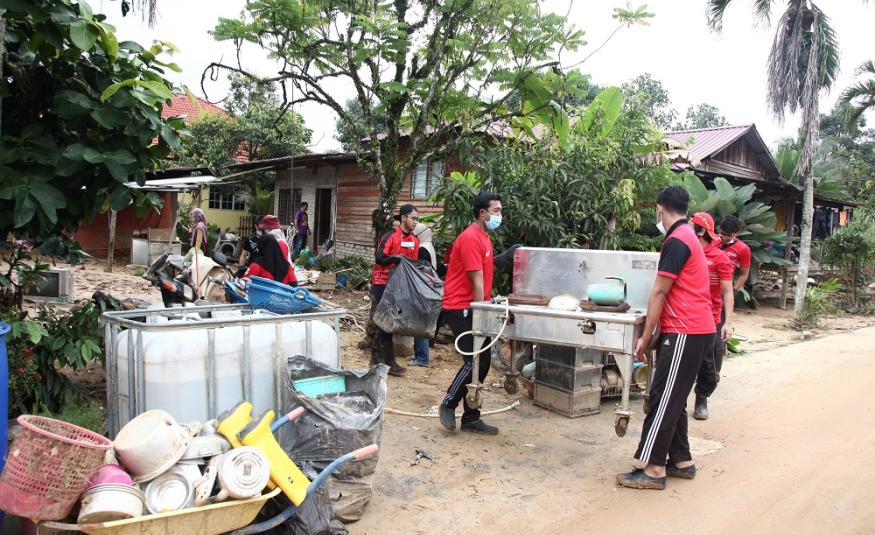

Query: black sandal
(616, 468), (666, 490)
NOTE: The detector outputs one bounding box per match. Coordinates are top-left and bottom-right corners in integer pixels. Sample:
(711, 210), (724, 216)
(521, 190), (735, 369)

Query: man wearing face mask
(439, 191), (503, 435)
(617, 186), (715, 490)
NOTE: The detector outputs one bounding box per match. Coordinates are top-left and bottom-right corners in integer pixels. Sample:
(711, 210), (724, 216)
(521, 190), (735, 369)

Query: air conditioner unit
(25, 267), (75, 302)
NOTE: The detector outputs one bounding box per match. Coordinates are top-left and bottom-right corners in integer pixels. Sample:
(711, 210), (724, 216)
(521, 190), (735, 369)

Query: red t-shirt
(722, 239), (751, 270)
(442, 224), (494, 310)
(704, 240), (734, 325)
(245, 262), (297, 285)
(371, 228), (420, 285)
(657, 221), (716, 335)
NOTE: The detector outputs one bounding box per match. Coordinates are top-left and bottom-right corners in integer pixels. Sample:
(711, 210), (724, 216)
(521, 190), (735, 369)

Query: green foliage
(317, 256), (372, 289)
(2, 298), (107, 416)
(241, 182), (276, 217)
(822, 221), (875, 308)
(1, 0), (184, 240)
(683, 174), (791, 266)
(37, 398), (106, 434)
(799, 278), (842, 328)
(774, 135), (852, 200)
(622, 73), (677, 129)
(210, 0), (595, 238)
(178, 75), (311, 172)
(677, 103), (728, 130)
(726, 336), (744, 355)
(430, 87), (674, 257)
(840, 60), (875, 128)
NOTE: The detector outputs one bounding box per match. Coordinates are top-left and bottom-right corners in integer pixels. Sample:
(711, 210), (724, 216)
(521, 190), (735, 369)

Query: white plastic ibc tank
(114, 316), (339, 426)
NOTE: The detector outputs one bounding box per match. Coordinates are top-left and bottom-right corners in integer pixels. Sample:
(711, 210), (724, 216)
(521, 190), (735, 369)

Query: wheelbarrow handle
(269, 407), (307, 434)
(352, 444), (379, 461)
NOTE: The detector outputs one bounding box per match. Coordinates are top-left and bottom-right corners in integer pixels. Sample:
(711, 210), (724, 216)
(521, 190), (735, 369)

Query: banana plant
(684, 174), (792, 266)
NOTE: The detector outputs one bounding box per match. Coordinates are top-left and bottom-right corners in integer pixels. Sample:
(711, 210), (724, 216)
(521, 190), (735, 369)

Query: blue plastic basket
(224, 280), (249, 304)
(247, 277), (321, 314)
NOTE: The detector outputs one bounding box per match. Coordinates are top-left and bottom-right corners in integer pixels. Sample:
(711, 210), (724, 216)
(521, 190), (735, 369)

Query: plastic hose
(385, 400), (520, 418)
(453, 297), (510, 357)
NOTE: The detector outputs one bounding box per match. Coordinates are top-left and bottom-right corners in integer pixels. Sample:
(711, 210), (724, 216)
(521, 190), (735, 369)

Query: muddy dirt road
(351, 326), (875, 535)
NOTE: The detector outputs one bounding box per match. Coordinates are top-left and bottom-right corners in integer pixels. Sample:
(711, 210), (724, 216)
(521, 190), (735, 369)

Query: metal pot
(587, 277), (627, 306)
(213, 447), (270, 502)
(144, 470), (195, 514)
(114, 409), (192, 483)
(180, 435), (232, 461)
(78, 484), (145, 524)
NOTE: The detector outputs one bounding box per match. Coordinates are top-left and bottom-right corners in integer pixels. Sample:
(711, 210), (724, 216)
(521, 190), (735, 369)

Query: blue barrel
(0, 321), (9, 528)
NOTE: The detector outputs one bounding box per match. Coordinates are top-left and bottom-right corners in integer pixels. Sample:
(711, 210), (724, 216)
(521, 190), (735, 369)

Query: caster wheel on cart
(465, 386), (483, 409)
(614, 416), (629, 437)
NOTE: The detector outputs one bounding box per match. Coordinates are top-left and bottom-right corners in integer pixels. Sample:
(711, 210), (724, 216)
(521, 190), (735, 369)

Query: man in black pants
(617, 186), (716, 490)
(439, 191), (504, 435)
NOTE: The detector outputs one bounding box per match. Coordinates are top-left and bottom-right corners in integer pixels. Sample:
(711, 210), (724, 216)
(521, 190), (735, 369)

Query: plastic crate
(247, 278), (321, 314)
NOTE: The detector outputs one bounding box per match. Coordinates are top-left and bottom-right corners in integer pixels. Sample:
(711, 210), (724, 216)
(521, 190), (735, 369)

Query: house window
(208, 189), (246, 211)
(411, 161), (444, 199)
(278, 188), (302, 225)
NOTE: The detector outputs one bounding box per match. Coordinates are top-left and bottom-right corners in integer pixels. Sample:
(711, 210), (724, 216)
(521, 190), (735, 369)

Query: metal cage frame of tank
(102, 304), (346, 438)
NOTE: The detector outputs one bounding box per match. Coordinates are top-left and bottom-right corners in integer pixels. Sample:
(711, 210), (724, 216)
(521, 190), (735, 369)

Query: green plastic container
(292, 374), (346, 397)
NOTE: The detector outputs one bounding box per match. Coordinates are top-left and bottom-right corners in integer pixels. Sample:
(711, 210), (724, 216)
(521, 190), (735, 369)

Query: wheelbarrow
(38, 403), (378, 535)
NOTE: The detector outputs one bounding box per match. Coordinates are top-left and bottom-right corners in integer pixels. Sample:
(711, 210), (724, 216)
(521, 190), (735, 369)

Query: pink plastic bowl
(86, 464), (134, 489)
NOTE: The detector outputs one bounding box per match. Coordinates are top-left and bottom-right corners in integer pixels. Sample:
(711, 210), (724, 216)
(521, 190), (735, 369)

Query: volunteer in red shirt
(244, 233), (297, 285)
(719, 215), (752, 291)
(617, 186), (715, 491)
(689, 212), (735, 421)
(439, 191), (502, 435)
(370, 204), (420, 377)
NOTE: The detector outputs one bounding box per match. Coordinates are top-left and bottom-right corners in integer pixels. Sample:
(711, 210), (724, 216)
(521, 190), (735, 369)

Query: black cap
(398, 204), (417, 217)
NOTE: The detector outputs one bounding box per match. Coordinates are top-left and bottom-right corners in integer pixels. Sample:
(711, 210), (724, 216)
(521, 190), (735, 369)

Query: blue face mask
(485, 213), (502, 231)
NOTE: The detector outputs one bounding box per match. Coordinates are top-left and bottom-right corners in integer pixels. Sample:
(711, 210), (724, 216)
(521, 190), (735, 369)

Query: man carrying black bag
(370, 204), (420, 376)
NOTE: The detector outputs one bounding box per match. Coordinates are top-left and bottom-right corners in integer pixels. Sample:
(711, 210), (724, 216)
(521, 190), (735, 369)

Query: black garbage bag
(256, 487), (348, 535)
(372, 257), (444, 338)
(280, 356), (387, 479)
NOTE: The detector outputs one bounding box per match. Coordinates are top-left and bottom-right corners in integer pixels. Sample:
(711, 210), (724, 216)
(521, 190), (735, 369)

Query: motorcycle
(144, 250), (236, 307)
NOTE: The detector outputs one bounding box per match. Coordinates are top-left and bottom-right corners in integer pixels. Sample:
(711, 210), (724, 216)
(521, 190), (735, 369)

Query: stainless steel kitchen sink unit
(469, 247), (659, 436)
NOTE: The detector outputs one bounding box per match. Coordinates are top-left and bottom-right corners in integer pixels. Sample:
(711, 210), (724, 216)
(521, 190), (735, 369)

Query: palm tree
(841, 60), (875, 127)
(775, 137), (850, 200)
(122, 0), (159, 27)
(707, 0), (840, 324)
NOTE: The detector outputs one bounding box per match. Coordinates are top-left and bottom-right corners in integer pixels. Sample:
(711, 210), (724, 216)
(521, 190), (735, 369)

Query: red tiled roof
(664, 124), (753, 162)
(162, 94), (228, 121)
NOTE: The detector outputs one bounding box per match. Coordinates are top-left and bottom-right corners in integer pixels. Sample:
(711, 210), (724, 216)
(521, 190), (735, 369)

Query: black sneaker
(387, 364), (407, 377)
(616, 468), (666, 490)
(666, 462), (697, 479)
(439, 404), (456, 431)
(460, 419), (499, 435)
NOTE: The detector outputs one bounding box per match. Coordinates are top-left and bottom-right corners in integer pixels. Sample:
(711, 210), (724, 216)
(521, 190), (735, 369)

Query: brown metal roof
(223, 152), (358, 171)
(665, 124), (754, 162)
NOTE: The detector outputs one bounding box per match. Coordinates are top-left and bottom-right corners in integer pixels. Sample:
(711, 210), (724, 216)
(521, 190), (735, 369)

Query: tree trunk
(106, 209), (117, 273)
(371, 169), (405, 246)
(792, 179), (814, 321)
(1, 10), (6, 137)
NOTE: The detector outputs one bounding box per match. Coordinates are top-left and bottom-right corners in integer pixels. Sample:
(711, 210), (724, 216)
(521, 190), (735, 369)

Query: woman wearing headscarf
(191, 208), (208, 254)
(410, 222), (445, 367)
(258, 215), (292, 263)
(244, 233), (297, 286)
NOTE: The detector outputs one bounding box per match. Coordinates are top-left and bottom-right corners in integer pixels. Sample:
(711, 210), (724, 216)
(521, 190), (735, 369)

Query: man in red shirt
(439, 192), (502, 435)
(617, 186), (715, 490)
(370, 204), (420, 376)
(719, 215), (752, 291)
(689, 212), (735, 421)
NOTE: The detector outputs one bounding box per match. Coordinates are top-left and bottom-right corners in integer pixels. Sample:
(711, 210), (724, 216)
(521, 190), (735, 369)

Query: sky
(99, 0), (875, 153)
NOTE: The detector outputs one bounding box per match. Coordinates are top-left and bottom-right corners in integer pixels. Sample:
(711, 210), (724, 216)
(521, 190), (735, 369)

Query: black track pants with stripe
(442, 308), (492, 424)
(635, 332), (714, 466)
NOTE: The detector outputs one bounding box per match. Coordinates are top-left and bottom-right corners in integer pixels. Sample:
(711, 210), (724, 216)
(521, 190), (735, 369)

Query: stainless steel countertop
(470, 301), (646, 325)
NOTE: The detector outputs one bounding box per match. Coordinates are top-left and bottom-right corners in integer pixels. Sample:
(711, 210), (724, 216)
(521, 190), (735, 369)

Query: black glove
(235, 266), (247, 278)
(494, 244), (522, 269)
(388, 255), (404, 264)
